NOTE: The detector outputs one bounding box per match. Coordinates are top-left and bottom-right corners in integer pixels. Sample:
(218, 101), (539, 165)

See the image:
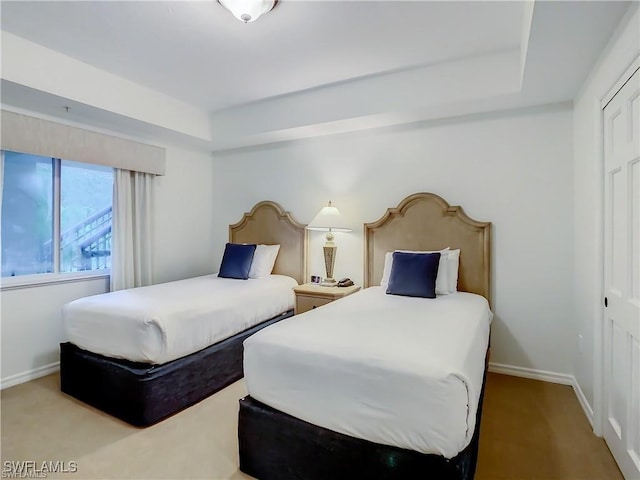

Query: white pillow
(249, 244), (280, 279)
(447, 249), (460, 292)
(380, 252), (394, 288)
(380, 248), (450, 295)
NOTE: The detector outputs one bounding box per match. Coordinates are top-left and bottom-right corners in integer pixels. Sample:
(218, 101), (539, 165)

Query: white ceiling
(1, 1), (526, 111)
(0, 0), (633, 149)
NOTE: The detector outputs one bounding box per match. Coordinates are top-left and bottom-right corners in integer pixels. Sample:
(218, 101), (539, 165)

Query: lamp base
(322, 243), (337, 287)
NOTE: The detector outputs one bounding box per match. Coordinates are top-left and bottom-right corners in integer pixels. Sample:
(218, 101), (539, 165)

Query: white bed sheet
(243, 287), (492, 458)
(64, 274), (297, 364)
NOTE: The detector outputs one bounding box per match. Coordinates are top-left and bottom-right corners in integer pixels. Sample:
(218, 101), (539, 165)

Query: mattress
(64, 274), (297, 364)
(243, 287), (492, 458)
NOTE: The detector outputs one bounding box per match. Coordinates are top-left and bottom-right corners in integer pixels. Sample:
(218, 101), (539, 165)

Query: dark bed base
(60, 309), (293, 427)
(238, 365), (487, 480)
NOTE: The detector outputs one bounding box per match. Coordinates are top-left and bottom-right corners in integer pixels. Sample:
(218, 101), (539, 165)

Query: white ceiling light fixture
(218, 0), (278, 23)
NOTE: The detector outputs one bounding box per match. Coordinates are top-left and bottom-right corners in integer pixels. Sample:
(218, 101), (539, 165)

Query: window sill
(0, 271), (110, 291)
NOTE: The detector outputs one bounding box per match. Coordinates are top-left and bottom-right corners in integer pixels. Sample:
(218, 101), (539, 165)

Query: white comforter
(64, 274), (297, 364)
(243, 287), (492, 458)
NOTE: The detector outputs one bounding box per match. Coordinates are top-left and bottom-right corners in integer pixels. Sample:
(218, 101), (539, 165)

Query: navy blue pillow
(386, 251), (441, 298)
(218, 243), (257, 280)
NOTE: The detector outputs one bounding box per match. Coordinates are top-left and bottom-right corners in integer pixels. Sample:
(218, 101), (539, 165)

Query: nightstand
(293, 283), (361, 315)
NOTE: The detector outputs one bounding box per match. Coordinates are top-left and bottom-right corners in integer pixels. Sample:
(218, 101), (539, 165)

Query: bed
(238, 192), (492, 480)
(59, 201), (307, 427)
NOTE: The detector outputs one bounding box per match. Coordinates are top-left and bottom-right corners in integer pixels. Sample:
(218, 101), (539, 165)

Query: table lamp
(307, 201), (351, 286)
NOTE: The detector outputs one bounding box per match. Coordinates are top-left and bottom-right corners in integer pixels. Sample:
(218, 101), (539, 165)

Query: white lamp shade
(307, 202), (351, 232)
(218, 0), (277, 23)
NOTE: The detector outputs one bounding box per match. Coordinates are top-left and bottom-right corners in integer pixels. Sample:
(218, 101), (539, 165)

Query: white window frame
(0, 151), (112, 291)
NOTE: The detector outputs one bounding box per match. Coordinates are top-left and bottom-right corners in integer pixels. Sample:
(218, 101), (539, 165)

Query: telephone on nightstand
(337, 278), (354, 287)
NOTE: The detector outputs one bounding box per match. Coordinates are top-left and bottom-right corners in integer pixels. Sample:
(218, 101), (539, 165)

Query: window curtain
(0, 152), (4, 261)
(110, 169), (154, 291)
(0, 152), (4, 216)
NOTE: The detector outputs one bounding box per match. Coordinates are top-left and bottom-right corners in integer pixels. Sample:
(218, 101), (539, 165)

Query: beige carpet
(1, 372), (622, 480)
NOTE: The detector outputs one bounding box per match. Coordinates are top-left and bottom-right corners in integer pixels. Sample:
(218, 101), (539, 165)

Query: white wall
(0, 277), (110, 386)
(1, 141), (216, 387)
(152, 145), (216, 284)
(211, 104), (574, 375)
(572, 4), (639, 427)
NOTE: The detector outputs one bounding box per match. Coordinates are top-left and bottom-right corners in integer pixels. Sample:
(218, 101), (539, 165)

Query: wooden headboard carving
(364, 193), (491, 304)
(230, 201), (307, 284)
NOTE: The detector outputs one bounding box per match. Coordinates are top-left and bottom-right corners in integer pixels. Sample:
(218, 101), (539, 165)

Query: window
(1, 150), (113, 278)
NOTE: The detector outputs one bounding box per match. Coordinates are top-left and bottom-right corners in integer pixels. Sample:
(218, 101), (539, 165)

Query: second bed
(60, 200), (307, 426)
(238, 192), (492, 480)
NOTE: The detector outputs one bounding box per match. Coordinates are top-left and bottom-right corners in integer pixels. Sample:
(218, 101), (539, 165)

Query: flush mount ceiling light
(218, 0), (278, 23)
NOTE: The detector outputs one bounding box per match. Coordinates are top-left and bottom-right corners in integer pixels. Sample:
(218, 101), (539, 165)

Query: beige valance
(1, 110), (166, 175)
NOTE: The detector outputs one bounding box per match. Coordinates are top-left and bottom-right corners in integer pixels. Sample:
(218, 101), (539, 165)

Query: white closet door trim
(602, 57), (640, 109)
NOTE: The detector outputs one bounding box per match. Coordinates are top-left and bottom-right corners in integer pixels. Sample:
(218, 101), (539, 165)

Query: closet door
(603, 66), (640, 480)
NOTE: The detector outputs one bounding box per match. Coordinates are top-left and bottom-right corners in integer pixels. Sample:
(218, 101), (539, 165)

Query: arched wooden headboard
(364, 193), (491, 304)
(230, 201), (307, 284)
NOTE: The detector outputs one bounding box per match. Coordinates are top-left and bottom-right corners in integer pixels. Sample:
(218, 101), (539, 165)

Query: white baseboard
(571, 377), (594, 427)
(489, 362), (594, 427)
(1, 362), (60, 390)
(489, 362), (574, 385)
